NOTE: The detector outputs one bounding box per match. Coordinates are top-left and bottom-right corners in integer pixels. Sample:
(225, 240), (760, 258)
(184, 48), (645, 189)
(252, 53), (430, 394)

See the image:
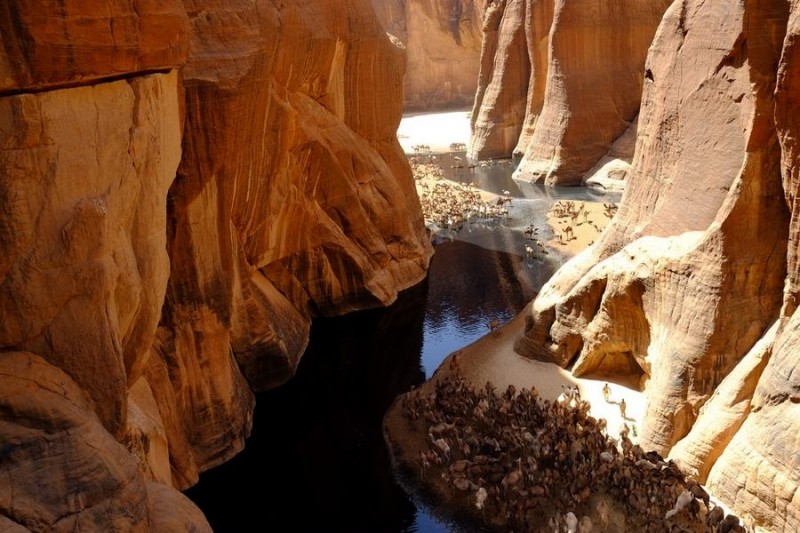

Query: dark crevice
(0, 68), (174, 98)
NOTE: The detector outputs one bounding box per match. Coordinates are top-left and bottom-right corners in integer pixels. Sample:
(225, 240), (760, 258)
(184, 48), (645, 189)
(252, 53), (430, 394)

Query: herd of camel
(396, 368), (751, 532)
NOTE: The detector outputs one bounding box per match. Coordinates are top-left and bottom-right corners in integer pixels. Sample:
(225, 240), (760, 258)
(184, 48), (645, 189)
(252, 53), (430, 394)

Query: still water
(186, 163), (620, 532)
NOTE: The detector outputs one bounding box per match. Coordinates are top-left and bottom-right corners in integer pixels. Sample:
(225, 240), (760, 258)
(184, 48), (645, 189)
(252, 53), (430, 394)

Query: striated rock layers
(0, 0), (432, 530)
(514, 0), (800, 529)
(468, 0), (671, 188)
(371, 0), (485, 111)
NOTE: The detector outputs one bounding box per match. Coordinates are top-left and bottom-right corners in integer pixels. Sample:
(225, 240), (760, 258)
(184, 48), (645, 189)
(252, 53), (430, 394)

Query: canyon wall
(468, 0), (670, 188)
(371, 0), (484, 111)
(515, 0), (800, 529)
(0, 0), (432, 530)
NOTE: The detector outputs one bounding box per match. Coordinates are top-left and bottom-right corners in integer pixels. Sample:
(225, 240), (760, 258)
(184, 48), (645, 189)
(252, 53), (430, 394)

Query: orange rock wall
(372, 0), (485, 111)
(0, 0), (432, 529)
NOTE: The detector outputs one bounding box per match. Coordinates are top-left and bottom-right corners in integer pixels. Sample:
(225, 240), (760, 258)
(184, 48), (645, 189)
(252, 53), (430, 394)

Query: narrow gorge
(1, 1), (799, 532)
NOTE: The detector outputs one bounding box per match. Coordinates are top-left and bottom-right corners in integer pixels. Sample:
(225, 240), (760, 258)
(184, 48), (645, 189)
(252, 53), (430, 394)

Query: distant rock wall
(372, 0), (485, 111)
(468, 0), (670, 188)
(514, 0), (800, 529)
(0, 0), (432, 530)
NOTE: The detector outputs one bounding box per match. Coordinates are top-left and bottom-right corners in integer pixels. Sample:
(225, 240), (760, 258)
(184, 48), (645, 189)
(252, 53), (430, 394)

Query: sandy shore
(547, 200), (617, 257)
(423, 313), (645, 444)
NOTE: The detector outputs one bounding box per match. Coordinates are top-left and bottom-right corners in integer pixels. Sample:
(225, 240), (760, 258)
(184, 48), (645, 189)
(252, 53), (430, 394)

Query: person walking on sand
(619, 397), (627, 420)
(602, 383), (611, 403)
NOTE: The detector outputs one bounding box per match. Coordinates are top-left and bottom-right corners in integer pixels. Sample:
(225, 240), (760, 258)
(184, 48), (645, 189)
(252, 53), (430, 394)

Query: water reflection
(420, 239), (551, 377)
(186, 238), (551, 532)
(422, 153), (623, 204)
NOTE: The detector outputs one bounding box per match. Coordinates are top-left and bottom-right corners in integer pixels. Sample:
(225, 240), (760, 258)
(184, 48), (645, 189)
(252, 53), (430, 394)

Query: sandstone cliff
(515, 0), (800, 529)
(372, 0), (485, 111)
(0, 0), (432, 529)
(468, 0), (670, 188)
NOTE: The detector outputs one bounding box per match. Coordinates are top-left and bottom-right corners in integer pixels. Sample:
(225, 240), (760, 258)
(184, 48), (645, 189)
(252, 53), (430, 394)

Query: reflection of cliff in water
(420, 239), (557, 377)
(186, 282), (429, 532)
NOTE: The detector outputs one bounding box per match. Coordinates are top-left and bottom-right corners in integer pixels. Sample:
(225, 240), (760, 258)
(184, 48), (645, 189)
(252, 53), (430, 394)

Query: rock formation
(371, 0), (485, 111)
(0, 0), (432, 529)
(468, 0), (670, 188)
(515, 0), (800, 529)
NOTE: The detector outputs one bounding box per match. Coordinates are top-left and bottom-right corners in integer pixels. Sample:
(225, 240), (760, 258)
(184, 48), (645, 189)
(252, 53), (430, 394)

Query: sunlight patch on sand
(397, 111), (471, 154)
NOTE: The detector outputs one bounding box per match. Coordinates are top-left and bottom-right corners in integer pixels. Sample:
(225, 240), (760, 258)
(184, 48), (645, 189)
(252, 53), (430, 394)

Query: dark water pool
(185, 159), (620, 532)
(185, 238), (557, 532)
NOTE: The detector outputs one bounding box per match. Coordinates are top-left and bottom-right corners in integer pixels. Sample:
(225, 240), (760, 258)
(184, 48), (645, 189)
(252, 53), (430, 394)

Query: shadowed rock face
(515, 0), (800, 529)
(0, 352), (213, 532)
(371, 0), (485, 111)
(468, 0), (670, 187)
(0, 0), (431, 529)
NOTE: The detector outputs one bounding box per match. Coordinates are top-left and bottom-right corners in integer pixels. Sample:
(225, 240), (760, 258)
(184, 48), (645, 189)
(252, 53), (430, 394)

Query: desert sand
(547, 200), (617, 257)
(397, 110), (472, 154)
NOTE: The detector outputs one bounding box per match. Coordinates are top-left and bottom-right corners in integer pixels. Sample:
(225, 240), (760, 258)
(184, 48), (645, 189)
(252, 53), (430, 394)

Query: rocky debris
(388, 371), (746, 532)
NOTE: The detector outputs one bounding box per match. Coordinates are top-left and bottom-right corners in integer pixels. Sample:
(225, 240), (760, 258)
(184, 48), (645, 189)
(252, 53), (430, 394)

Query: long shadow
(186, 281), (430, 533)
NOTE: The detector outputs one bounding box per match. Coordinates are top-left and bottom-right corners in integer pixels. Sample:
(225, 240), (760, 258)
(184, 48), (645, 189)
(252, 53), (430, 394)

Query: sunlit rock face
(468, 0), (669, 188)
(160, 1), (432, 486)
(372, 0), (485, 111)
(515, 0), (800, 529)
(1, 0), (431, 528)
(0, 69), (183, 441)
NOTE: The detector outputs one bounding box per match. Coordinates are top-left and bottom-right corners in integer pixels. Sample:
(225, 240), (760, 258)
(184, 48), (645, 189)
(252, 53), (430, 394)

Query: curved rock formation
(468, 0), (535, 160)
(0, 352), (211, 532)
(514, 0), (800, 528)
(0, 0), (431, 529)
(468, 0), (670, 188)
(371, 0), (485, 111)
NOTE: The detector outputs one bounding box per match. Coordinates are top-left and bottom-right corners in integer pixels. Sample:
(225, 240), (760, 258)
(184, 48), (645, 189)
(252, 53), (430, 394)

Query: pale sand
(412, 158), (502, 204)
(547, 200), (616, 257)
(435, 313), (645, 445)
(397, 111), (471, 154)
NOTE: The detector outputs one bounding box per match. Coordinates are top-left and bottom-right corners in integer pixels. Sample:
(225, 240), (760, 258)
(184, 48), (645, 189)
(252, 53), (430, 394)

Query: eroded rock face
(469, 0), (669, 187)
(0, 352), (204, 532)
(372, 0), (484, 111)
(1, 0), (432, 528)
(515, 0), (799, 528)
(0, 70), (183, 439)
(0, 0), (189, 91)
(469, 0), (534, 160)
(155, 1), (432, 487)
